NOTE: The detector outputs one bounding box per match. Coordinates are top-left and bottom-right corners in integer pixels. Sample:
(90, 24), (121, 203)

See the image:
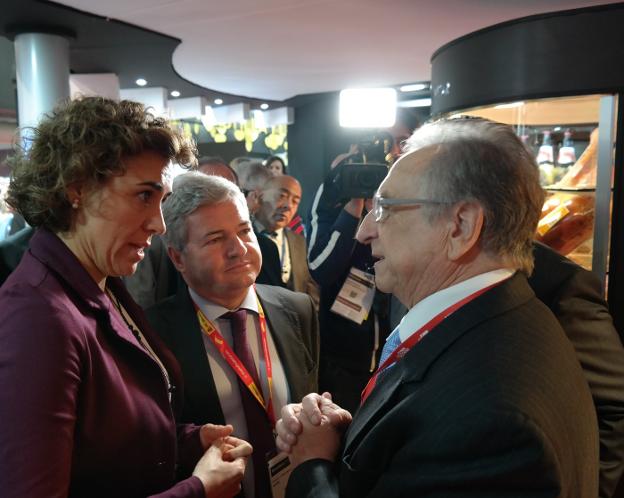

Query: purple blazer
(0, 229), (205, 498)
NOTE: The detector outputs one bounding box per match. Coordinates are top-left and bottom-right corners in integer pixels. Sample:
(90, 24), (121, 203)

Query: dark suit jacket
(287, 274), (599, 498)
(146, 283), (319, 426)
(0, 228), (205, 498)
(124, 234), (182, 309)
(530, 242), (624, 498)
(389, 242), (624, 498)
(256, 229), (319, 308)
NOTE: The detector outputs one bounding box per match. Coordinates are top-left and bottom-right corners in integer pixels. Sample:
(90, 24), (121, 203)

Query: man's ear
(167, 246), (185, 273)
(446, 201), (484, 261)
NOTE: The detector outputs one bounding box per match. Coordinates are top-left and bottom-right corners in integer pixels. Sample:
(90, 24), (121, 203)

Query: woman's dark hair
(6, 97), (197, 233)
(263, 155), (287, 175)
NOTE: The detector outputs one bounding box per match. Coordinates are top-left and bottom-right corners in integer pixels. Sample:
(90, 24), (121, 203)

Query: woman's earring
(72, 199), (79, 209)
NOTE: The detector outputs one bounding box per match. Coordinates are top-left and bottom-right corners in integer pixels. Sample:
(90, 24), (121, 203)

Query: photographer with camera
(306, 142), (394, 413)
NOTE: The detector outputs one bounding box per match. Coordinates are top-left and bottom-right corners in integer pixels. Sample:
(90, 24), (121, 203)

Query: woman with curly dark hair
(0, 97), (251, 498)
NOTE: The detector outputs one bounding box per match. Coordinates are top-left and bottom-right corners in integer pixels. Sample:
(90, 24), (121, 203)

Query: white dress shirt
(255, 221), (292, 284)
(395, 269), (515, 343)
(272, 228), (292, 284)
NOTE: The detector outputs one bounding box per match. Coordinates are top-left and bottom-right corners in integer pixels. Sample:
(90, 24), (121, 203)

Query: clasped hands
(193, 423), (253, 498)
(275, 392), (353, 467)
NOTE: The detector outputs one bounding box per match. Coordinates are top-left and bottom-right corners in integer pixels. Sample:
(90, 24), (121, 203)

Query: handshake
(275, 392), (353, 467)
(191, 394), (351, 498)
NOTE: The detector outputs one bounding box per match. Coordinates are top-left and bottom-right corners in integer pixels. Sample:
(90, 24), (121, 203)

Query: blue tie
(379, 326), (401, 367)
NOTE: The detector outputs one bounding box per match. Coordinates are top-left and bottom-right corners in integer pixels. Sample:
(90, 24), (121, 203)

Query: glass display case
(448, 95), (617, 287)
(429, 4), (624, 334)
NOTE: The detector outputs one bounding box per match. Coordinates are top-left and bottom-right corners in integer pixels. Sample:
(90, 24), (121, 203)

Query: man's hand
(330, 144), (359, 170)
(344, 198), (365, 218)
(288, 408), (343, 467)
(220, 435), (253, 462)
(275, 392), (352, 453)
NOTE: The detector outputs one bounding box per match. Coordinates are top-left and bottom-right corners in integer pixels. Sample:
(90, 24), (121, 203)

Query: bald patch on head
(263, 174), (301, 193)
(198, 162), (238, 185)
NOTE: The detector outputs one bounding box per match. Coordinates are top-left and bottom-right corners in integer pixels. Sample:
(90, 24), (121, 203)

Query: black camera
(357, 132), (394, 164)
(333, 162), (389, 199)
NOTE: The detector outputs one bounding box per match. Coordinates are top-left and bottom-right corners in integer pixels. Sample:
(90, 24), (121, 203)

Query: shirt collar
(397, 268), (515, 342)
(188, 285), (259, 322)
(254, 219), (283, 238)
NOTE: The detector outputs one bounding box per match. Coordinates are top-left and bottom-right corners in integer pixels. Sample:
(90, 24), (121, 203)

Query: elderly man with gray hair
(276, 117), (598, 498)
(146, 172), (319, 498)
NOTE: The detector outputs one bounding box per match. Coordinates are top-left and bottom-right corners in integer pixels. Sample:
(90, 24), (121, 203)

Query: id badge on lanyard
(330, 266), (376, 324)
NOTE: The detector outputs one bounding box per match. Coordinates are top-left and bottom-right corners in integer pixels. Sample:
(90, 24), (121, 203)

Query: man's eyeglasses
(372, 194), (450, 222)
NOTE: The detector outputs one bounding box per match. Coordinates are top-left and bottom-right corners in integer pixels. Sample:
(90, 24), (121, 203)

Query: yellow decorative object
(182, 122), (193, 140)
(234, 128), (245, 141)
(191, 117), (287, 153)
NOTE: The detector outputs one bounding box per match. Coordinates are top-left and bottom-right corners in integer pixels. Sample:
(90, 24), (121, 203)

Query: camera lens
(356, 172), (379, 188)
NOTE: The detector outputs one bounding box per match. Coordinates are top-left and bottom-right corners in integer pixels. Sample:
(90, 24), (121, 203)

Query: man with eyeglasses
(276, 117), (598, 497)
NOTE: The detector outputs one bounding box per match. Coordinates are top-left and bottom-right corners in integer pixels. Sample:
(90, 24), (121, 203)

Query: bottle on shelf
(554, 127), (598, 189)
(557, 129), (577, 170)
(536, 130), (556, 185)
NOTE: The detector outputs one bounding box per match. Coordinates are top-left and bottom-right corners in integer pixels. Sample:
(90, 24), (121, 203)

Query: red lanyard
(194, 299), (275, 425)
(360, 279), (508, 405)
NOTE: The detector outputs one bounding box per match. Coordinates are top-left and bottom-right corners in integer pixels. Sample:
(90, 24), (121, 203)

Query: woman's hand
(192, 436), (252, 498)
(199, 423), (234, 449)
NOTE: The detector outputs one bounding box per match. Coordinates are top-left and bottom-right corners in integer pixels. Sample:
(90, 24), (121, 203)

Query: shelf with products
(448, 94), (615, 274)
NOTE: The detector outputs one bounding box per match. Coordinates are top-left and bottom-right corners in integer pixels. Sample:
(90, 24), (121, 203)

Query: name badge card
(330, 267), (376, 324)
(268, 452), (293, 498)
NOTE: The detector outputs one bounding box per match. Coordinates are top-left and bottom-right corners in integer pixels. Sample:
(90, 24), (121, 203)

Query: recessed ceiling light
(214, 98), (223, 105)
(170, 90), (181, 97)
(260, 103), (269, 110)
(135, 78), (147, 87)
(399, 83), (429, 92)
